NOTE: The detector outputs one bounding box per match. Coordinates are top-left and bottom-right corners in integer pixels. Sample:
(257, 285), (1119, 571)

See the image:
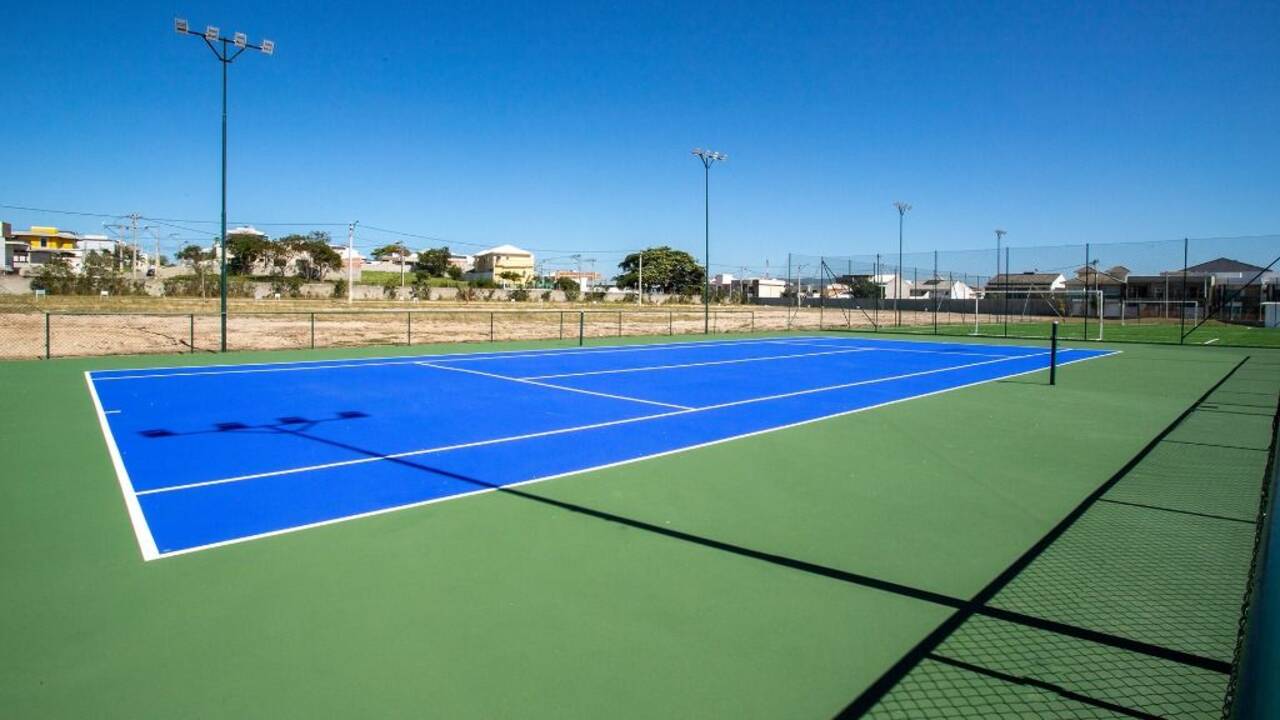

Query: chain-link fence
(0, 308), (780, 360)
(780, 234), (1280, 348)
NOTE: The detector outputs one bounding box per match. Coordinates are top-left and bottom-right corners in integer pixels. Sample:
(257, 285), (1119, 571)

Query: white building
(912, 277), (977, 300)
(748, 277), (786, 299)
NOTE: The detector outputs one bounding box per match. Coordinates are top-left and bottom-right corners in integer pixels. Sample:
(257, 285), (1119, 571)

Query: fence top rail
(38, 308), (759, 318)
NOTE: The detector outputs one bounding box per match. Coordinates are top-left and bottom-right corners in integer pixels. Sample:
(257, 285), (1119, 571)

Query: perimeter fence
(2, 308), (772, 360)
(782, 234), (1280, 347)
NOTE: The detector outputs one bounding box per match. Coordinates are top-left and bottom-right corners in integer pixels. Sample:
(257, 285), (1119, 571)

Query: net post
(44, 312), (50, 360)
(579, 310), (584, 346)
(1049, 321), (1058, 386)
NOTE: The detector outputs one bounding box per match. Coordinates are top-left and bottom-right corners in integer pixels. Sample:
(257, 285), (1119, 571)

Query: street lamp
(893, 201), (912, 326)
(174, 17), (274, 351)
(692, 148), (728, 334)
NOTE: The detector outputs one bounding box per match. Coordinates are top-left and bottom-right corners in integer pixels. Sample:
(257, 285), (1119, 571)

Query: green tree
(553, 275), (581, 301)
(225, 232), (272, 276)
(847, 276), (882, 298)
(615, 247), (703, 293)
(445, 264), (463, 280)
(498, 270), (523, 286)
(279, 232), (340, 281)
(414, 246), (452, 277)
(370, 242), (409, 262)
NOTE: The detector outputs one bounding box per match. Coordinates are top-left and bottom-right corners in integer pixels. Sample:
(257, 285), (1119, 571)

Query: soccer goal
(977, 289), (1105, 340)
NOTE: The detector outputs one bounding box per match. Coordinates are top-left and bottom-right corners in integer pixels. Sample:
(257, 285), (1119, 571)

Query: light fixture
(204, 25), (219, 41)
(174, 18), (188, 33)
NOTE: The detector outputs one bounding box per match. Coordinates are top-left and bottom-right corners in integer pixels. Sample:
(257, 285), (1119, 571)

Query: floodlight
(692, 147), (702, 155)
(261, 39), (275, 55)
(205, 25), (219, 41)
(234, 32), (247, 48)
(174, 18), (188, 34)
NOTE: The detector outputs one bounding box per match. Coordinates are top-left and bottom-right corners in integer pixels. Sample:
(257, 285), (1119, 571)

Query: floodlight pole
(347, 221), (358, 304)
(893, 202), (911, 326)
(174, 19), (274, 352)
(692, 148), (727, 334)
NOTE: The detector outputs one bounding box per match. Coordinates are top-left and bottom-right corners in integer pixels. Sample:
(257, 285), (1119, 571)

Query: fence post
(617, 311), (622, 337)
(1083, 243), (1090, 341)
(751, 311), (755, 334)
(933, 250), (938, 335)
(310, 312), (315, 350)
(406, 311), (412, 346)
(559, 311), (564, 340)
(578, 311), (585, 346)
(1180, 238), (1188, 344)
(490, 312), (495, 342)
(189, 314), (195, 353)
(44, 313), (50, 359)
(669, 310), (673, 335)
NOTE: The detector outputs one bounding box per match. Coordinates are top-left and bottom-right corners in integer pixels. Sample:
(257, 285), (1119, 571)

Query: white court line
(90, 336), (822, 381)
(104, 409), (122, 415)
(149, 349), (1122, 560)
(770, 339), (1019, 358)
(137, 348), (1061, 497)
(522, 347), (873, 380)
(417, 362), (694, 410)
(85, 373), (160, 561)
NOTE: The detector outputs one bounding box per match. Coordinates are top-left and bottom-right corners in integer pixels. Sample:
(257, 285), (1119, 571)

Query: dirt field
(2, 294), (1021, 359)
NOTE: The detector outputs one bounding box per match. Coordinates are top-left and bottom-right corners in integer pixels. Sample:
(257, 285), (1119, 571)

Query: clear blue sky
(2, 1), (1277, 275)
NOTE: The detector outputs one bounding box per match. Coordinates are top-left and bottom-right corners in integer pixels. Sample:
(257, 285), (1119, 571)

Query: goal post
(977, 288), (1105, 340)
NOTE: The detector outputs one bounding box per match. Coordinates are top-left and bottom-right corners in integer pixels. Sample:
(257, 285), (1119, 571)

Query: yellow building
(470, 244), (535, 284)
(9, 226), (81, 268)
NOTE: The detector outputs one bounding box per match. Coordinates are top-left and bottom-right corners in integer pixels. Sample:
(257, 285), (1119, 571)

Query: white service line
(149, 348), (1122, 560)
(137, 349), (1052, 497)
(521, 347), (872, 380)
(417, 362), (693, 410)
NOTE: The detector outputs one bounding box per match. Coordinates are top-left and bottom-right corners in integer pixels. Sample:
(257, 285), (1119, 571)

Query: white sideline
(147, 349), (1121, 560)
(136, 348), (1060, 498)
(89, 336), (826, 381)
(770, 339), (1018, 358)
(521, 347), (872, 380)
(417, 362), (693, 410)
(85, 373), (160, 560)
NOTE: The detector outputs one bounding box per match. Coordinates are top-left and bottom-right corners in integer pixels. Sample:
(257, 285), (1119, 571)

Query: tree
(370, 242), (410, 262)
(445, 264), (463, 280)
(848, 276), (883, 298)
(554, 275), (580, 301)
(279, 231), (340, 281)
(177, 244), (215, 297)
(414, 246), (451, 277)
(615, 246), (703, 293)
(225, 232), (272, 276)
(498, 270), (523, 286)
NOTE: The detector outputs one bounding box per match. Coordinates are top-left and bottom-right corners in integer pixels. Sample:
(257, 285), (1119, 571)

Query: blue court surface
(86, 335), (1115, 559)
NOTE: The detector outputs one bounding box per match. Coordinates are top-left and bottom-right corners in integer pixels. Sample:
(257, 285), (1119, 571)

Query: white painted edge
(417, 362), (693, 410)
(148, 348), (1121, 560)
(522, 347), (873, 380)
(84, 372), (160, 561)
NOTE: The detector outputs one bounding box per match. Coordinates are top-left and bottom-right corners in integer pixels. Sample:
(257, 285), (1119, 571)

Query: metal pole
(489, 311), (494, 342)
(638, 251), (643, 305)
(896, 213), (902, 326)
(189, 313), (195, 353)
(669, 310), (673, 336)
(703, 161), (710, 334)
(617, 311), (622, 337)
(1180, 238), (1188, 343)
(933, 250), (938, 334)
(579, 310), (585, 346)
(44, 313), (50, 359)
(346, 221), (357, 305)
(219, 57), (228, 352)
(874, 253), (880, 330)
(1049, 321), (1058, 385)
(310, 312), (315, 349)
(1084, 243), (1090, 341)
(406, 311), (412, 345)
(1003, 247), (1010, 338)
(786, 252), (792, 331)
(559, 310), (564, 340)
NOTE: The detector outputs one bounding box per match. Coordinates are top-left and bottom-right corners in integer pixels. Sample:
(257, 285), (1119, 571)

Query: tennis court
(86, 335), (1112, 559)
(4, 331), (1277, 718)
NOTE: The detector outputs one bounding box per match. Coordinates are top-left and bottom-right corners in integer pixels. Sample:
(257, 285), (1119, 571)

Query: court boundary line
(520, 347), (873, 380)
(135, 350), (1118, 559)
(87, 335), (828, 380)
(84, 372), (160, 560)
(416, 362), (694, 410)
(136, 348), (1067, 496)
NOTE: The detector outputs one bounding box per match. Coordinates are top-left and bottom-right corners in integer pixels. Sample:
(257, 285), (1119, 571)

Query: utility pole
(638, 250), (643, 305)
(174, 18), (274, 352)
(347, 221), (358, 304)
(692, 148), (728, 334)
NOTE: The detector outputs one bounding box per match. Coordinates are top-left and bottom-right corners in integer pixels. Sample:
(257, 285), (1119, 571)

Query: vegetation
(554, 275), (581, 301)
(414, 246), (452, 278)
(31, 255), (144, 296)
(615, 247), (704, 293)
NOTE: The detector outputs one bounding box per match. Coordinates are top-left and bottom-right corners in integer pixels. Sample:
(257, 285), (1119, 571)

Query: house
(552, 270), (601, 291)
(331, 245), (366, 276)
(469, 244), (535, 284)
(872, 273), (913, 299)
(985, 272), (1067, 297)
(747, 277), (786, 299)
(911, 277), (976, 300)
(2, 222), (16, 272)
(8, 226), (82, 270)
